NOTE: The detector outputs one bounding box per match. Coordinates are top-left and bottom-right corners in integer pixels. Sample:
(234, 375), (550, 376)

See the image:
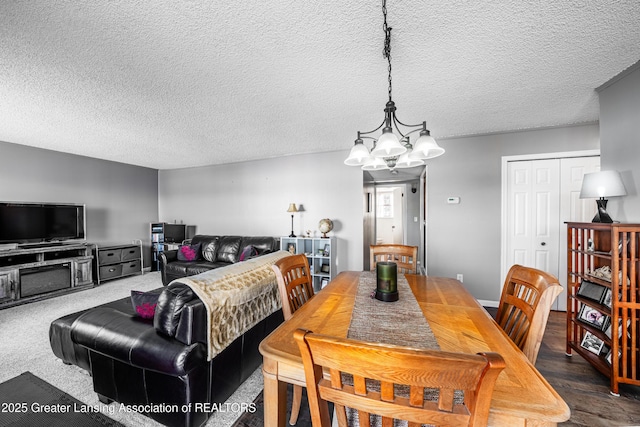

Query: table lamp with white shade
(287, 203), (298, 237)
(579, 170), (627, 223)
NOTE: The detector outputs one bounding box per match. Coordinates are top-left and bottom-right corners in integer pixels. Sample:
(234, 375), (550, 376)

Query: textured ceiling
(1, 1), (639, 170)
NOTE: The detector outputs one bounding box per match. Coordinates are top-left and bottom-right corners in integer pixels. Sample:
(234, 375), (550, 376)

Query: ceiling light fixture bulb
(371, 127), (405, 158)
(344, 136), (372, 166)
(409, 129), (445, 160)
(361, 156), (389, 171)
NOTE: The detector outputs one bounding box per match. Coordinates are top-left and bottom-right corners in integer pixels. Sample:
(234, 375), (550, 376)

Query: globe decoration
(318, 218), (333, 238)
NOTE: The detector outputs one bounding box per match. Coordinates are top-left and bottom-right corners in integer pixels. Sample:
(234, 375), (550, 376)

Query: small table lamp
(579, 170), (627, 223)
(287, 203), (298, 237)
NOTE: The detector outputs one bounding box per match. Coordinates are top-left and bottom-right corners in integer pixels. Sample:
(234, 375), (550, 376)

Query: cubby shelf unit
(280, 236), (336, 292)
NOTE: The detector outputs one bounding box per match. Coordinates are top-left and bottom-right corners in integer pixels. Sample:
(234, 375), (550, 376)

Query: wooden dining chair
(294, 329), (505, 427)
(370, 244), (419, 274)
(272, 254), (315, 425)
(496, 264), (563, 365)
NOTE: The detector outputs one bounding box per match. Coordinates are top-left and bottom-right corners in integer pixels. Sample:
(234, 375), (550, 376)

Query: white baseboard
(478, 299), (499, 308)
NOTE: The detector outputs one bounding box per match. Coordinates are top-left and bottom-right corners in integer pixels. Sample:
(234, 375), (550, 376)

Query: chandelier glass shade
(344, 0), (445, 171)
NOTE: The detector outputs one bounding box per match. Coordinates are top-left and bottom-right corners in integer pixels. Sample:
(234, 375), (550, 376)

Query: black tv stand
(0, 243), (93, 309)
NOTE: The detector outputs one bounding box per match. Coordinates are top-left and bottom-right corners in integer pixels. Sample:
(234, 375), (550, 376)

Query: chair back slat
(409, 385), (422, 407)
(381, 381), (394, 402)
(496, 264), (563, 364)
(438, 387), (455, 412)
(295, 329), (505, 427)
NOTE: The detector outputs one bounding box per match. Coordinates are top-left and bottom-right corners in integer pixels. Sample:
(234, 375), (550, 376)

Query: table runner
(344, 271), (462, 426)
(347, 271), (439, 350)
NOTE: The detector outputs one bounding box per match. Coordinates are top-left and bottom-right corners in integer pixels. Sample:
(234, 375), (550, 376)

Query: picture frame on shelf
(577, 304), (607, 330)
(287, 243), (296, 254)
(606, 348), (621, 365)
(320, 264), (330, 274)
(601, 288), (612, 308)
(604, 318), (631, 340)
(323, 244), (330, 256)
(581, 331), (605, 355)
(577, 280), (607, 302)
(321, 277), (329, 288)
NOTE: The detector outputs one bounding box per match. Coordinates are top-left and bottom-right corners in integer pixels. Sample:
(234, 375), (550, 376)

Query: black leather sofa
(49, 281), (283, 427)
(160, 235), (280, 285)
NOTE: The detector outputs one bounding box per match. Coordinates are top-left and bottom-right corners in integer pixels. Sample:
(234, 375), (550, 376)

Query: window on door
(377, 192), (394, 218)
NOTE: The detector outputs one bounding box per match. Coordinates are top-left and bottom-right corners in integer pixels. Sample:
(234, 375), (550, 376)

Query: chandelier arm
(390, 113), (408, 138)
(393, 116), (428, 130)
(359, 136), (377, 141)
(357, 118), (386, 137)
(401, 127), (428, 138)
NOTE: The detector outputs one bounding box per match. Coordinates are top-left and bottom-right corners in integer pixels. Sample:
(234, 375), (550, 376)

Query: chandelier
(344, 0), (445, 171)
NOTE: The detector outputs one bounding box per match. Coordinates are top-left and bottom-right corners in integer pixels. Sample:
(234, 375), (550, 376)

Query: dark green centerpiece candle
(375, 261), (398, 302)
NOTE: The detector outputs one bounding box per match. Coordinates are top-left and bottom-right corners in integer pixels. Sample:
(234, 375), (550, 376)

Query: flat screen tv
(0, 202), (86, 244)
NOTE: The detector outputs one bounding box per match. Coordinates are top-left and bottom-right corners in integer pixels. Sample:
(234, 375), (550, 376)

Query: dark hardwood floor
(235, 309), (640, 426)
(491, 308), (640, 426)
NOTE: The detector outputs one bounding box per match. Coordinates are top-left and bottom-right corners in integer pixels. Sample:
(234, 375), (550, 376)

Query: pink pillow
(177, 243), (201, 261)
(239, 245), (258, 261)
(131, 291), (159, 319)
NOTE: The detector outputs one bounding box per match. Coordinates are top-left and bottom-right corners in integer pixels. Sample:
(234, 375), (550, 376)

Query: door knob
(541, 242), (546, 246)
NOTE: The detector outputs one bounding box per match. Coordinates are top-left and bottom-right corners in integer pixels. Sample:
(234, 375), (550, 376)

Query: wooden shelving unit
(566, 222), (640, 395)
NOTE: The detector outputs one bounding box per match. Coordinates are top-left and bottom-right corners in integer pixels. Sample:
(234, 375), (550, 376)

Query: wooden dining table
(259, 271), (570, 426)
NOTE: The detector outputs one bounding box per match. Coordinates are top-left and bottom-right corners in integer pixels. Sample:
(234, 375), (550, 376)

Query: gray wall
(0, 141), (158, 266)
(0, 122), (602, 300)
(158, 151), (363, 272)
(426, 124), (600, 301)
(158, 124), (598, 301)
(598, 61), (640, 222)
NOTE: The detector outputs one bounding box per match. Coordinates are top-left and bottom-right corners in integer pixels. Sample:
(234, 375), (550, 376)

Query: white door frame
(499, 149), (600, 305)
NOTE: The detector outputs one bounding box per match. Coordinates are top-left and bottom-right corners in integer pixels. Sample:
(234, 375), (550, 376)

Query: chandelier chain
(382, 0), (392, 101)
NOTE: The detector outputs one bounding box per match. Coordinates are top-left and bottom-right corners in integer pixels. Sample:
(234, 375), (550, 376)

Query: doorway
(363, 166), (424, 271)
(501, 150), (600, 311)
(375, 186), (404, 245)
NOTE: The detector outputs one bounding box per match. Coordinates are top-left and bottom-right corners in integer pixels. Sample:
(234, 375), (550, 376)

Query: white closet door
(557, 157), (600, 310)
(507, 159), (561, 277)
(505, 155), (600, 311)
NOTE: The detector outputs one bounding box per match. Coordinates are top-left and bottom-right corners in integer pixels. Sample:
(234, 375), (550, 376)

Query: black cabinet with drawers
(93, 241), (143, 284)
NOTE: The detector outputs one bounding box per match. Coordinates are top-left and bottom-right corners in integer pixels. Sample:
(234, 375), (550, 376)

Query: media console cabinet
(0, 243), (93, 309)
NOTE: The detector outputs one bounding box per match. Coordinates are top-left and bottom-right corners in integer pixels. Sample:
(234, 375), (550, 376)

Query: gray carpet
(0, 371), (126, 426)
(0, 272), (264, 427)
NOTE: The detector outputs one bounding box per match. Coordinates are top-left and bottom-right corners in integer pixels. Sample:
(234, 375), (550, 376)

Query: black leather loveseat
(160, 235), (279, 285)
(49, 280), (283, 427)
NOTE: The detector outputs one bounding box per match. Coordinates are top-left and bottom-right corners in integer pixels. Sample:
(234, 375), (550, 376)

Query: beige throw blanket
(173, 250), (290, 360)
